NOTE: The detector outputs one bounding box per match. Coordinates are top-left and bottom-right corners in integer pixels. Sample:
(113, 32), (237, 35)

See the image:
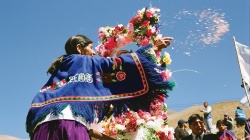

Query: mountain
(0, 135), (22, 140)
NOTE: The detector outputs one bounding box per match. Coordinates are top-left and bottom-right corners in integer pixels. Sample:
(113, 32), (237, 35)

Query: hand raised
(153, 37), (173, 52)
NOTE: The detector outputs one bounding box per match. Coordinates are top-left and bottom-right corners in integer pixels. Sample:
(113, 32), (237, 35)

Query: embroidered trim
(31, 53), (149, 108)
(40, 79), (67, 92)
(96, 58), (126, 83)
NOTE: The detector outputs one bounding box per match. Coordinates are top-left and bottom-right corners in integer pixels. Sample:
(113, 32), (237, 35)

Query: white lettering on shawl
(68, 73), (93, 83)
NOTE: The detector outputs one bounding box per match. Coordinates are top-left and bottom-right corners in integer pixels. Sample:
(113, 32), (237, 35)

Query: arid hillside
(167, 100), (250, 139)
(0, 135), (22, 140)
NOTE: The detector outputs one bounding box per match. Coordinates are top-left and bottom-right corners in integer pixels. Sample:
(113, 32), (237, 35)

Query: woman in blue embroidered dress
(26, 34), (174, 140)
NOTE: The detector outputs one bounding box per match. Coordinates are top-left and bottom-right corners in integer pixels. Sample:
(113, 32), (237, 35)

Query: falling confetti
(161, 8), (230, 56)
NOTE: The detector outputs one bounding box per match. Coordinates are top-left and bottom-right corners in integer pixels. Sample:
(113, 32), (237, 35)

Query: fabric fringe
(111, 45), (175, 116)
(26, 101), (110, 134)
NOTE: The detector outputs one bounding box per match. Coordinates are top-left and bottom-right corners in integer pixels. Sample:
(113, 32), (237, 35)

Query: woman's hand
(152, 37), (173, 52)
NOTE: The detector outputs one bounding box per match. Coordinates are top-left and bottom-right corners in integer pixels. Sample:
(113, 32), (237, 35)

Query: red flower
(126, 118), (138, 132)
(141, 20), (150, 27)
(141, 37), (150, 46)
(146, 28), (153, 37)
(116, 71), (126, 81)
(105, 37), (117, 50)
(156, 131), (167, 140)
(129, 15), (141, 24)
(114, 25), (125, 34)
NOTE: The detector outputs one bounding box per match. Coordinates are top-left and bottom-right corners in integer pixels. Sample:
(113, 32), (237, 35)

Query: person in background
(236, 106), (242, 110)
(174, 119), (189, 140)
(234, 107), (250, 140)
(182, 114), (219, 140)
(199, 102), (213, 133)
(223, 113), (234, 130)
(216, 119), (237, 140)
(25, 34), (174, 140)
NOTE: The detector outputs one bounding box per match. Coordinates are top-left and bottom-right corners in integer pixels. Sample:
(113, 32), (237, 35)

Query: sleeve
(97, 44), (175, 115)
(174, 127), (181, 140)
(203, 106), (211, 114)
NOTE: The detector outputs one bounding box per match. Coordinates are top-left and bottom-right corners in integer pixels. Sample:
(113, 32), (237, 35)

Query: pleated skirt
(31, 120), (91, 140)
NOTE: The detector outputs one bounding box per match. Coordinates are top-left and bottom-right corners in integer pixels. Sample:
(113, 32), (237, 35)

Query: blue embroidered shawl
(26, 45), (175, 133)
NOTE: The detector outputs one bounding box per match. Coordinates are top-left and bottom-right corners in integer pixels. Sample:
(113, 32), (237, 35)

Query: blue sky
(0, 0), (249, 139)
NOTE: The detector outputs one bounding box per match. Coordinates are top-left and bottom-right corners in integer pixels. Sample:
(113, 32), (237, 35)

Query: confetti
(161, 8), (230, 56)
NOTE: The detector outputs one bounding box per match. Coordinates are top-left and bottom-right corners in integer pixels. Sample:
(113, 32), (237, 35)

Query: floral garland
(96, 6), (161, 57)
(128, 7), (161, 47)
(94, 6), (175, 140)
(98, 42), (174, 140)
(96, 25), (132, 57)
(101, 98), (174, 140)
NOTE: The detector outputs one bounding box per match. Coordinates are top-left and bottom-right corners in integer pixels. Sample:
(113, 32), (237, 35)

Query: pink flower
(168, 128), (175, 140)
(98, 31), (106, 39)
(96, 78), (101, 82)
(161, 113), (168, 120)
(146, 10), (154, 18)
(150, 99), (164, 116)
(161, 69), (172, 81)
(127, 23), (134, 32)
(155, 51), (161, 59)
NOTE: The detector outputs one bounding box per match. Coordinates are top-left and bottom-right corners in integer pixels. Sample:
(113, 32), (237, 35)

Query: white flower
(115, 124), (126, 131)
(136, 118), (145, 125)
(145, 120), (161, 131)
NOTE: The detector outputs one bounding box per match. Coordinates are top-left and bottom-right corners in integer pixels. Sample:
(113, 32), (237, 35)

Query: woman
(216, 120), (237, 140)
(26, 34), (174, 140)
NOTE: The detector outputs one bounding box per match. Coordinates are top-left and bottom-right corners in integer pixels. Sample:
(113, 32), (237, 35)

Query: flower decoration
(96, 25), (133, 57)
(116, 71), (126, 81)
(128, 6), (161, 47)
(157, 51), (172, 68)
(96, 6), (162, 57)
(101, 101), (174, 140)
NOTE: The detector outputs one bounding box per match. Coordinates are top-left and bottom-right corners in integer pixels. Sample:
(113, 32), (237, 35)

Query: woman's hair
(47, 35), (93, 75)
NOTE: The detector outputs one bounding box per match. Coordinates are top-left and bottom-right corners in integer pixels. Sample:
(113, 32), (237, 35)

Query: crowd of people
(174, 103), (250, 140)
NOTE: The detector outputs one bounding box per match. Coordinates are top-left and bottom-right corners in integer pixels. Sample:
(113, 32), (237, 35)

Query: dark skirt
(31, 120), (91, 140)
